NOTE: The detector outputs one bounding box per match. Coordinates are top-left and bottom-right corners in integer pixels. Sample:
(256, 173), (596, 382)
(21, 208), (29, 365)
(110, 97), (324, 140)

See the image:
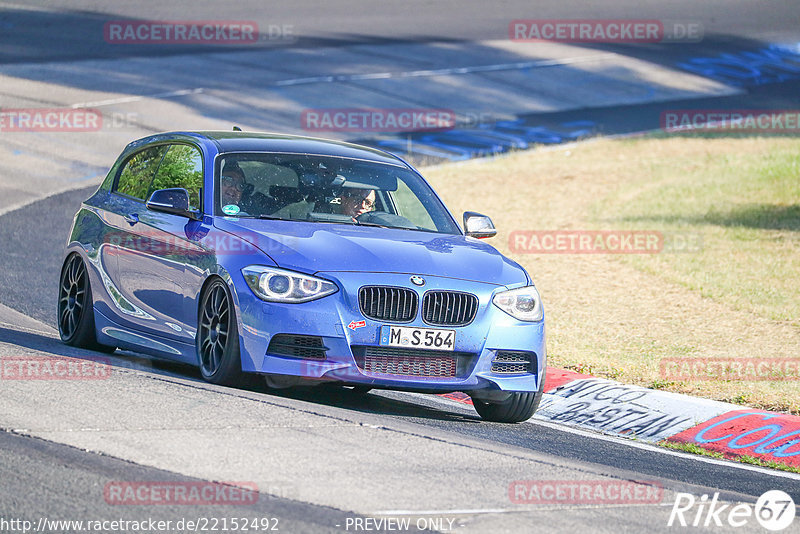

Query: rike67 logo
(668, 490), (796, 531)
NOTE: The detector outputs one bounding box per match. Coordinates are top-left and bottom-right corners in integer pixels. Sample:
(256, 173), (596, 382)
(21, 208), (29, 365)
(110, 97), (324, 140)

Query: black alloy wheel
(57, 253), (115, 352)
(197, 278), (242, 385)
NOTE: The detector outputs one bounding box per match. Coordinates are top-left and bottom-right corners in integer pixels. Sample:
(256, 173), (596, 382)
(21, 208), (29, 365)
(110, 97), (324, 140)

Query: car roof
(126, 131), (405, 166)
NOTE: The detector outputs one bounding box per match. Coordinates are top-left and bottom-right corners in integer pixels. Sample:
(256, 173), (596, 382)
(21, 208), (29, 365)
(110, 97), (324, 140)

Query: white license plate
(379, 325), (456, 351)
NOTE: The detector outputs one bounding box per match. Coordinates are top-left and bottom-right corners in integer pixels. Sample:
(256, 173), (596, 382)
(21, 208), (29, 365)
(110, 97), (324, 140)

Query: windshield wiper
(354, 221), (392, 229)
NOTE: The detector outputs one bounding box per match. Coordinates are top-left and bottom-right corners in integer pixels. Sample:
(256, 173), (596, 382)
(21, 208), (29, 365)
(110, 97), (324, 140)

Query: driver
(340, 188), (375, 221)
(220, 161), (247, 207)
(220, 161), (274, 215)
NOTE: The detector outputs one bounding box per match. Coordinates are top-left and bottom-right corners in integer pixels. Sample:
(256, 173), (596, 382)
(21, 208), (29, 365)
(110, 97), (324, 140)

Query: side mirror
(463, 211), (497, 239)
(146, 188), (199, 219)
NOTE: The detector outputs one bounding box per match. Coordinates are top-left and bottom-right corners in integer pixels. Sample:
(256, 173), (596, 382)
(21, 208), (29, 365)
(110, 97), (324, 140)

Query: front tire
(197, 278), (243, 386)
(57, 253), (115, 353)
(472, 375), (546, 423)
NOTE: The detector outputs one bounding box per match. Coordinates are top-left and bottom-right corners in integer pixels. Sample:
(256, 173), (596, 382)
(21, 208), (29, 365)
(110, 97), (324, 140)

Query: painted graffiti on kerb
(669, 411), (800, 467)
(536, 378), (735, 442)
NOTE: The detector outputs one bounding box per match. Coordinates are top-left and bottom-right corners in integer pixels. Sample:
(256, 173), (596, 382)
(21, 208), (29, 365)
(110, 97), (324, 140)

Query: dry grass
(422, 136), (800, 414)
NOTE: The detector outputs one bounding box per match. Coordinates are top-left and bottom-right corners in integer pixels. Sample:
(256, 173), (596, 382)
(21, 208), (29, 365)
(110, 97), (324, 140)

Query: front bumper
(235, 271), (545, 393)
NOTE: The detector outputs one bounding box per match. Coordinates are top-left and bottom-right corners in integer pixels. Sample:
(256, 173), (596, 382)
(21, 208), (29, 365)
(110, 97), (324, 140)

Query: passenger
(340, 188), (376, 221)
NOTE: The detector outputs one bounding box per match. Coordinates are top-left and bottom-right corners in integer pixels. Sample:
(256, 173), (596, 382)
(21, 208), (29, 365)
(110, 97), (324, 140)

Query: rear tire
(472, 375), (546, 423)
(197, 278), (243, 386)
(57, 253), (116, 353)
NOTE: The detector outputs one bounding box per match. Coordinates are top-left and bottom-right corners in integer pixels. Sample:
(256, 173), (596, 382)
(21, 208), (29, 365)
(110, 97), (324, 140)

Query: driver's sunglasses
(221, 175), (245, 192)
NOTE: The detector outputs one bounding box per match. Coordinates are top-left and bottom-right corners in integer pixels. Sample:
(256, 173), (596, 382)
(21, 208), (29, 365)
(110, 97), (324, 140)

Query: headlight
(242, 266), (338, 303)
(493, 285), (543, 322)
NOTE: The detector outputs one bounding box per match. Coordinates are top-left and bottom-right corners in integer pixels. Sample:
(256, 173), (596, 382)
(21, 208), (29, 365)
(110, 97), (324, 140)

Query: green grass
(737, 454), (800, 474)
(660, 440), (725, 459)
(660, 441), (800, 474)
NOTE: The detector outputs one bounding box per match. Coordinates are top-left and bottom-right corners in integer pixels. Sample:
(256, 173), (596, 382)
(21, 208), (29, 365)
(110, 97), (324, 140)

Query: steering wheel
(355, 210), (416, 229)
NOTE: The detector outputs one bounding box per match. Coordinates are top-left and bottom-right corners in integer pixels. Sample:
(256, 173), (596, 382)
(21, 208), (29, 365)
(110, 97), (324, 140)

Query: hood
(215, 218), (528, 286)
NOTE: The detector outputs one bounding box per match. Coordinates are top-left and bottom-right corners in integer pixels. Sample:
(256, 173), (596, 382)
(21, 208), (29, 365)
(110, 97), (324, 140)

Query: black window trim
(111, 141), (205, 214)
(111, 143), (169, 204)
(146, 142), (205, 214)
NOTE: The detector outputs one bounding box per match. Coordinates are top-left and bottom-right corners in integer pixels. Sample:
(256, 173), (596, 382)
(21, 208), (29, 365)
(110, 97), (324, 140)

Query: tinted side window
(149, 144), (203, 210)
(115, 146), (168, 201)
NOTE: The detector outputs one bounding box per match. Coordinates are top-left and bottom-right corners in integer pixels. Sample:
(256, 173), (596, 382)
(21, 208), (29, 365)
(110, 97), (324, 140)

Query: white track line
(531, 417), (800, 481)
(68, 53), (618, 109)
(71, 88), (204, 109)
(371, 502), (677, 516)
(424, 392), (800, 481)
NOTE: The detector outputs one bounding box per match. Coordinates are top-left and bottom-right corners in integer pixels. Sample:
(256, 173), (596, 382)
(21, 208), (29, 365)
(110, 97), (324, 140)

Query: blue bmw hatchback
(59, 131), (546, 422)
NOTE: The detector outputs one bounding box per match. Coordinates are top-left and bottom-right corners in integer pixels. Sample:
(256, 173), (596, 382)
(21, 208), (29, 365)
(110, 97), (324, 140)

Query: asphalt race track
(1, 1), (799, 533)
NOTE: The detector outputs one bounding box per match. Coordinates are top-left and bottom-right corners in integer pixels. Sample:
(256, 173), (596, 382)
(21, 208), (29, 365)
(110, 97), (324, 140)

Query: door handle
(124, 213), (139, 226)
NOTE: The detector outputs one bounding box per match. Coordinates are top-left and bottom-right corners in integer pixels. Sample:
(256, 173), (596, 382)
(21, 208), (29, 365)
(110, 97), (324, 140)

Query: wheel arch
(196, 267), (240, 324)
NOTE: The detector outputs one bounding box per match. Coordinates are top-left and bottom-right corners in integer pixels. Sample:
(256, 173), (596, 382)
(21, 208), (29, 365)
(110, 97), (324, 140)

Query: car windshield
(215, 152), (460, 234)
